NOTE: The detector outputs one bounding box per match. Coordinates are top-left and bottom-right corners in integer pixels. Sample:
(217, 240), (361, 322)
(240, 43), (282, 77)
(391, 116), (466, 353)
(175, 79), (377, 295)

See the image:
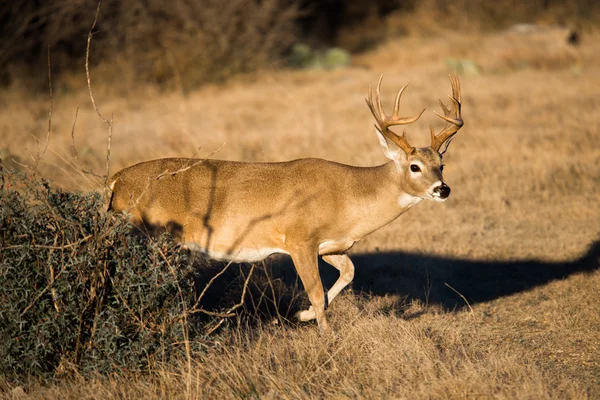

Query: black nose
(435, 183), (451, 199)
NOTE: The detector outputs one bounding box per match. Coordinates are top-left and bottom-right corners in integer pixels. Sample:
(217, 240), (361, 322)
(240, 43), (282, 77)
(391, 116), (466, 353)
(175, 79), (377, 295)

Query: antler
(365, 74), (426, 155)
(430, 73), (464, 154)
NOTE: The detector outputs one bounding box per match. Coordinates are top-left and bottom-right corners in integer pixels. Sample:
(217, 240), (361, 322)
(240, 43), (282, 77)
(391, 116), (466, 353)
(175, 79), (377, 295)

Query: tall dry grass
(15, 268), (600, 398)
(1, 27), (599, 399)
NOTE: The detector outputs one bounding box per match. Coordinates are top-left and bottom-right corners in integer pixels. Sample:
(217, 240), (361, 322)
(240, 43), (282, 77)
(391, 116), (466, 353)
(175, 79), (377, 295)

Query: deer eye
(410, 164), (421, 173)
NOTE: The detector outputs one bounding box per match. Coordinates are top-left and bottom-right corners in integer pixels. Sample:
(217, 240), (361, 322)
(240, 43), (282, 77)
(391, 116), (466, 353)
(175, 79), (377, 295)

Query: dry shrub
(0, 169), (215, 383)
(0, 0), (298, 90)
(100, 0), (298, 90)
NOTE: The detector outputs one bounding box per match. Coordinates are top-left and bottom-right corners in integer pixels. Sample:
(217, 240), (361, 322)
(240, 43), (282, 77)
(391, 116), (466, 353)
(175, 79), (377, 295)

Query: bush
(0, 169), (206, 382)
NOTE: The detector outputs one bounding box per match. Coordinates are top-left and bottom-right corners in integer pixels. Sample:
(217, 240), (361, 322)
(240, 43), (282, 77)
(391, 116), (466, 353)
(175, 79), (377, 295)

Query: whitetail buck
(108, 74), (464, 331)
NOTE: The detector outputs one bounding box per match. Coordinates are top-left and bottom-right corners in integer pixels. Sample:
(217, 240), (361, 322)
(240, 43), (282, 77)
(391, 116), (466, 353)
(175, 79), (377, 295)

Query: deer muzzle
(433, 183), (451, 200)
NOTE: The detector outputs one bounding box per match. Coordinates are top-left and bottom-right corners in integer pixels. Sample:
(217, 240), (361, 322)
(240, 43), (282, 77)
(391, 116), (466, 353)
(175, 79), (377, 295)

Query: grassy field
(1, 29), (599, 398)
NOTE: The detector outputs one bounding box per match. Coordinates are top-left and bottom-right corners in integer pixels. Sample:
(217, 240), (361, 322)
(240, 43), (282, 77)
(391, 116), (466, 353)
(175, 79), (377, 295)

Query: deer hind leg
(298, 254), (355, 322)
(291, 249), (330, 331)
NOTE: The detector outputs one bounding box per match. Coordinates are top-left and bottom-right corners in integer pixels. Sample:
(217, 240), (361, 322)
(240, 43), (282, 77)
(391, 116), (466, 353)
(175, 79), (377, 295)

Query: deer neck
(347, 161), (422, 240)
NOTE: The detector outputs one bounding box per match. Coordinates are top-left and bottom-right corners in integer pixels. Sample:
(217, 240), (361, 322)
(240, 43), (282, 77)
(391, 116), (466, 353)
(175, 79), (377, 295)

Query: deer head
(366, 73), (464, 202)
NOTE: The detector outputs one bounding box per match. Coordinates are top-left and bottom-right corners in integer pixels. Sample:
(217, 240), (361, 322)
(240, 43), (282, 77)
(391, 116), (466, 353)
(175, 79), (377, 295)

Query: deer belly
(182, 242), (288, 263)
(318, 240), (356, 255)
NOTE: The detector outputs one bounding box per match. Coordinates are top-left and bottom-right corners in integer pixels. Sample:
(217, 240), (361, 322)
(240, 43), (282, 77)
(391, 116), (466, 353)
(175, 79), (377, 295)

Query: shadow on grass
(349, 239), (600, 309)
(192, 240), (599, 325)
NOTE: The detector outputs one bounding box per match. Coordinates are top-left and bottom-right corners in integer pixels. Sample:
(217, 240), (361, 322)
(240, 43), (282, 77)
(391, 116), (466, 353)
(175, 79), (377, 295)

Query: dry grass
(1, 30), (599, 398)
(15, 268), (600, 399)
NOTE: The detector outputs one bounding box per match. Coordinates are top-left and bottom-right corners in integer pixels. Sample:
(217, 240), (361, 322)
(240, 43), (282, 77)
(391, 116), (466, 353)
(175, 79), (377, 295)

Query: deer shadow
(348, 239), (599, 310)
(188, 239), (599, 325)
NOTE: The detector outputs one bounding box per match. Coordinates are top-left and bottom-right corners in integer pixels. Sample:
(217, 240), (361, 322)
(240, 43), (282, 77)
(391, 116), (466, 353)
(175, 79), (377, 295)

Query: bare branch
(187, 263), (257, 335)
(85, 2), (113, 187)
(32, 46), (53, 175)
(0, 152), (3, 191)
(2, 234), (93, 251)
(221, 264), (256, 316)
(70, 107), (103, 180)
(86, 3), (107, 124)
(190, 259), (235, 312)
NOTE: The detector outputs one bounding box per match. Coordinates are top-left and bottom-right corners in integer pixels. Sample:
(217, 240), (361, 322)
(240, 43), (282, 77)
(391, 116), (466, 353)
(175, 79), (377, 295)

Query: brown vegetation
(1, 0), (598, 89)
(0, 0), (298, 90)
(22, 267), (600, 399)
(1, 9), (599, 400)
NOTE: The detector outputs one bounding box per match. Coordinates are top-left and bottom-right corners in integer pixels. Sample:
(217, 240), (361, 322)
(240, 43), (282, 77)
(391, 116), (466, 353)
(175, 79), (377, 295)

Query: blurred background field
(1, 1), (599, 398)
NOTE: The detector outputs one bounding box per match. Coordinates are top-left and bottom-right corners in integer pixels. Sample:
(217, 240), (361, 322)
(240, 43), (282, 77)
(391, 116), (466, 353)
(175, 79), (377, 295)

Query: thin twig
(109, 277), (150, 331)
(86, 4), (106, 123)
(444, 282), (474, 314)
(221, 264), (256, 316)
(0, 151), (4, 190)
(70, 107), (103, 180)
(20, 246), (71, 318)
(85, 2), (113, 187)
(152, 142), (226, 181)
(188, 264), (256, 333)
(190, 259), (235, 312)
(2, 234), (93, 251)
(204, 318), (226, 336)
(156, 244), (193, 398)
(32, 46), (53, 175)
(124, 142), (226, 217)
(201, 264), (256, 335)
(264, 262), (283, 323)
(47, 236), (60, 313)
(191, 308), (236, 318)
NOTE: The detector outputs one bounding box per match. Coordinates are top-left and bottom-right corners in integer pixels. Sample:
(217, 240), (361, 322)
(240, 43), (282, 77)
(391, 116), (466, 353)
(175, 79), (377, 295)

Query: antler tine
(366, 83), (374, 114)
(431, 73), (464, 153)
(433, 96), (460, 124)
(393, 84), (408, 117)
(437, 98), (450, 115)
(365, 74), (426, 155)
(376, 74), (385, 119)
(451, 72), (461, 103)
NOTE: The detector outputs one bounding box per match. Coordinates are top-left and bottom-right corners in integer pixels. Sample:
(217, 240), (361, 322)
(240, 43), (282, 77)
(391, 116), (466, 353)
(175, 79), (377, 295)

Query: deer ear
(376, 128), (407, 161)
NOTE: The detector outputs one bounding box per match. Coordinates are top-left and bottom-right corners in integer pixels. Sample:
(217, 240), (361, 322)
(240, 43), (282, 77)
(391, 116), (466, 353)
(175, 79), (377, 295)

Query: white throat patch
(397, 193), (422, 209)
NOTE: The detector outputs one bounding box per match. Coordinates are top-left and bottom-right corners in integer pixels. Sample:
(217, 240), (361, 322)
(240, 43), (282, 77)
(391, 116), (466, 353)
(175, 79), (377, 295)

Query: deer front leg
(291, 249), (330, 331)
(297, 254), (355, 322)
(323, 254), (355, 303)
